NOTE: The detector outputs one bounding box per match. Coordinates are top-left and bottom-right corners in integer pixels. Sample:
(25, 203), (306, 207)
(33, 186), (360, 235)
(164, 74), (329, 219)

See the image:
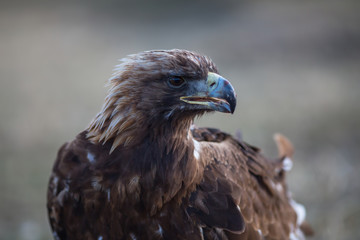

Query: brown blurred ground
(1, 0), (359, 239)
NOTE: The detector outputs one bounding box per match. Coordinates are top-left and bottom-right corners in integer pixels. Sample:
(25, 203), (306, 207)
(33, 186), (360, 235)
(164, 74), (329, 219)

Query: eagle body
(47, 50), (312, 240)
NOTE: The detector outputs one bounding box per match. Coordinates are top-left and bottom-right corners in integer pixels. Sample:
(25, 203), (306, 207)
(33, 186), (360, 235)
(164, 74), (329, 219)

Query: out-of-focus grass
(1, 1), (360, 239)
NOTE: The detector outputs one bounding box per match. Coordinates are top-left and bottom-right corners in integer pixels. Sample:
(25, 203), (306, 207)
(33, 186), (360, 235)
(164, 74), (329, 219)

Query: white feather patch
(199, 226), (204, 240)
(107, 189), (111, 202)
(91, 177), (102, 191)
(276, 183), (283, 192)
(289, 226), (306, 240)
(87, 152), (95, 163)
(155, 224), (163, 237)
(52, 176), (59, 195)
(130, 233), (137, 240)
(270, 180), (283, 193)
(290, 199), (306, 225)
(283, 157), (293, 171)
(193, 139), (201, 160)
(53, 231), (60, 240)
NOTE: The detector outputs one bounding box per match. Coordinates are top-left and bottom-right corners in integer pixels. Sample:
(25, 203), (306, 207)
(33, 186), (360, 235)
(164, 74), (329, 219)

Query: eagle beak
(180, 72), (237, 114)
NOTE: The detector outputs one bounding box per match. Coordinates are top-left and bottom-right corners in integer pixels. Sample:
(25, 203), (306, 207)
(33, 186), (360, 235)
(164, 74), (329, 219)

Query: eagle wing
(47, 132), (118, 240)
(189, 127), (300, 240)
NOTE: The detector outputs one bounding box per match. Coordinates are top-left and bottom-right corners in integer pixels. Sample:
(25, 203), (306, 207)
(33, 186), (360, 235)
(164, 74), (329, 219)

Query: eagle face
(114, 49), (236, 119)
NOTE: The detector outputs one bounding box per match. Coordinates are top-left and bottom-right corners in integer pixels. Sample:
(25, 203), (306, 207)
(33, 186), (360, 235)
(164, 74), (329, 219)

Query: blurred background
(1, 0), (359, 239)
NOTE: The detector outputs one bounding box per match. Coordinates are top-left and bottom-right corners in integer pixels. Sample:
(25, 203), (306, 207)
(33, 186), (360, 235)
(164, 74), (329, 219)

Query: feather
(274, 133), (294, 158)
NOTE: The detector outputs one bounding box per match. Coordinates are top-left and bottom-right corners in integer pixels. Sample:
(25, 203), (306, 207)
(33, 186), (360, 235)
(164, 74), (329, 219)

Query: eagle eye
(168, 76), (186, 88)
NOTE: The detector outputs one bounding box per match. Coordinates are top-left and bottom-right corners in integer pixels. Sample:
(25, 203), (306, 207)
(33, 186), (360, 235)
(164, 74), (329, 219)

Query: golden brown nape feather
(87, 49), (218, 153)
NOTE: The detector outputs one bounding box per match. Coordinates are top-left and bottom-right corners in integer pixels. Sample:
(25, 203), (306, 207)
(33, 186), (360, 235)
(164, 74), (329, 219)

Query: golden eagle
(47, 49), (313, 240)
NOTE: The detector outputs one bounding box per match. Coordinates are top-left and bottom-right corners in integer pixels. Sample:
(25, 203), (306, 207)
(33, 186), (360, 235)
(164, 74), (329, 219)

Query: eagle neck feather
(140, 120), (202, 213)
(87, 104), (201, 212)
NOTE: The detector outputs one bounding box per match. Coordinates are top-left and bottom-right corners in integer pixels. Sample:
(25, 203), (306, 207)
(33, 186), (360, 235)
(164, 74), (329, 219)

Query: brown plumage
(47, 49), (312, 240)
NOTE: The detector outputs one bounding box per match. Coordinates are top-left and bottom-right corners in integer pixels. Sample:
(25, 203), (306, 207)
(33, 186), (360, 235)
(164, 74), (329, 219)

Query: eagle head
(87, 49), (237, 151)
